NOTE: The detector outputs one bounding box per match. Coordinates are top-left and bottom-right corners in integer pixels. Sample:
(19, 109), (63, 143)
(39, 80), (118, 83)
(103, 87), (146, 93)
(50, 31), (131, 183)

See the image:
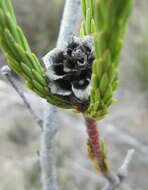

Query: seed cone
(45, 36), (94, 106)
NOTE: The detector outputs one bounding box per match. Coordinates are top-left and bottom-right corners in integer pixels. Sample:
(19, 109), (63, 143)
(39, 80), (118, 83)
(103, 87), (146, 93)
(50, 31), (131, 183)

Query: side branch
(103, 149), (135, 190)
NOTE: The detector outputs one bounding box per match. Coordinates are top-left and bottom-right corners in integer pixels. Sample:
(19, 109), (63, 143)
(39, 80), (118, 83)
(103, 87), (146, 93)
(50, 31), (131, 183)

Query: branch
(0, 65), (43, 128)
(40, 1), (81, 190)
(102, 149), (135, 190)
(40, 104), (59, 190)
(57, 0), (81, 49)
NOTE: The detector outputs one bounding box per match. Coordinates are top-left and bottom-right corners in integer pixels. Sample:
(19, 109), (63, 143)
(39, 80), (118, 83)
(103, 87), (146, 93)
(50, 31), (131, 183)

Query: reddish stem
(84, 117), (104, 162)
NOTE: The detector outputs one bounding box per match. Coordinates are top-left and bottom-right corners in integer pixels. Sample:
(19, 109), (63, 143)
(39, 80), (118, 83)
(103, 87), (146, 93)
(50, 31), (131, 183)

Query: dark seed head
(45, 36), (94, 106)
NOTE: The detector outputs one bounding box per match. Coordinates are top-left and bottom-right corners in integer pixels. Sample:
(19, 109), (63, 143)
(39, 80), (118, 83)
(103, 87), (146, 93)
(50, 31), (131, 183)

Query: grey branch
(40, 0), (81, 190)
(103, 149), (135, 190)
(57, 0), (81, 49)
(40, 104), (59, 190)
(0, 65), (43, 127)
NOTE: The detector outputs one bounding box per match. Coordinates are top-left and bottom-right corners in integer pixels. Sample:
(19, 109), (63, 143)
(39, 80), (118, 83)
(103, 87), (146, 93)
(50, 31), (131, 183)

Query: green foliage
(0, 0), (73, 109)
(81, 0), (134, 120)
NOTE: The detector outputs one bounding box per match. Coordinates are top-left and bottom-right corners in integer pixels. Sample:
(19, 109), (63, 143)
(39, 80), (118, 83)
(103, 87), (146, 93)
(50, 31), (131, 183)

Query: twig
(40, 1), (81, 190)
(0, 65), (43, 127)
(57, 0), (81, 49)
(84, 118), (108, 173)
(40, 104), (59, 190)
(102, 149), (135, 190)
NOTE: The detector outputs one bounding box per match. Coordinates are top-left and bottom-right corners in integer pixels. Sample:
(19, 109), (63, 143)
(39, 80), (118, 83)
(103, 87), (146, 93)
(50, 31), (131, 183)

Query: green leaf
(5, 12), (21, 44)
(103, 86), (112, 103)
(21, 62), (32, 79)
(16, 26), (31, 52)
(32, 69), (47, 86)
(32, 80), (48, 96)
(85, 8), (91, 34)
(91, 18), (96, 33)
(81, 0), (86, 18)
(4, 0), (16, 23)
(99, 73), (108, 95)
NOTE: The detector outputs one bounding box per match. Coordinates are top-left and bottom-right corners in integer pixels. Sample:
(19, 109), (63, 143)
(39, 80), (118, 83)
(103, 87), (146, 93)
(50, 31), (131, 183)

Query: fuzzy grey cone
(43, 36), (94, 105)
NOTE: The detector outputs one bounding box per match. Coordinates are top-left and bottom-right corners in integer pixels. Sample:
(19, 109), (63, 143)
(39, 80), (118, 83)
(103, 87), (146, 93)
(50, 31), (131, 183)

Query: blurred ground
(0, 0), (148, 190)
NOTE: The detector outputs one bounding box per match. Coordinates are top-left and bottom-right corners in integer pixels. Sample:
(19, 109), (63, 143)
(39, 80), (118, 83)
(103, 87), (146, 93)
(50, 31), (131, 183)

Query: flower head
(44, 36), (94, 107)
